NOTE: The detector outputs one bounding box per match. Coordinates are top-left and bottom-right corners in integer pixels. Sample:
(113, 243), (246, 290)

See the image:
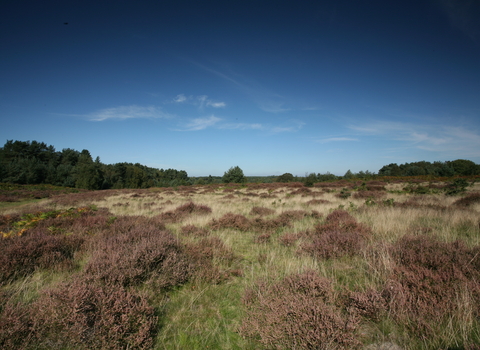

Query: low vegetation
(1, 178), (480, 349)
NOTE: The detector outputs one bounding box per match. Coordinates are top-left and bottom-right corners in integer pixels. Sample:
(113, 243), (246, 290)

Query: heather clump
(347, 288), (386, 322)
(0, 230), (85, 285)
(158, 201), (212, 223)
(254, 232), (271, 243)
(249, 206), (275, 216)
(279, 232), (300, 246)
(185, 236), (241, 283)
(250, 216), (290, 232)
(306, 198), (330, 205)
(180, 224), (210, 236)
(209, 212), (250, 231)
(84, 224), (191, 289)
(48, 189), (118, 207)
(0, 279), (158, 350)
(240, 270), (361, 349)
(289, 187), (312, 196)
(453, 192), (480, 207)
(250, 210), (312, 232)
(278, 209), (309, 222)
(301, 210), (371, 260)
(353, 190), (386, 200)
(383, 234), (480, 345)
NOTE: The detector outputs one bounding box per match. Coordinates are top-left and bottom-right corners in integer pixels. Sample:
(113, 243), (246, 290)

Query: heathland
(1, 178), (480, 349)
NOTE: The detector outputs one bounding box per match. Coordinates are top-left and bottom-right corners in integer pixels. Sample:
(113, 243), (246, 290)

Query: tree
(304, 173), (317, 187)
(276, 173), (295, 183)
(223, 166), (246, 184)
(448, 159), (478, 176)
(74, 150), (103, 190)
(343, 169), (354, 179)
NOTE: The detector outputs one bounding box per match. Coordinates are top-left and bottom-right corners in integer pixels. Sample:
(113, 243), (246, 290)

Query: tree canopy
(222, 166), (246, 184)
(0, 140), (190, 189)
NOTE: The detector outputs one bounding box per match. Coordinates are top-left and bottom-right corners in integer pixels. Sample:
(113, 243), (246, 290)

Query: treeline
(378, 160), (479, 177)
(0, 140), (189, 189)
(277, 159), (480, 186)
(1, 140), (479, 190)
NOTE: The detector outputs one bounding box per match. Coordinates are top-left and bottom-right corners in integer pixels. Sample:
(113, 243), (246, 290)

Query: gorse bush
(445, 178), (470, 195)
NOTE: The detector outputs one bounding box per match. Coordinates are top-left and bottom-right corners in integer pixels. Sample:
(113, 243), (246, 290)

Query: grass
(1, 180), (480, 349)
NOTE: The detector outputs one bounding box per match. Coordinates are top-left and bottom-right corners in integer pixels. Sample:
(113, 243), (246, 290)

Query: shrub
(306, 199), (330, 205)
(352, 190), (386, 200)
(254, 233), (271, 243)
(0, 300), (33, 349)
(209, 213), (250, 231)
(0, 231), (84, 284)
(158, 202), (212, 223)
(250, 217), (290, 232)
(453, 192), (480, 207)
(84, 225), (191, 289)
(336, 188), (351, 199)
(301, 230), (367, 260)
(279, 232), (299, 246)
(180, 224), (209, 236)
(383, 235), (480, 343)
(301, 210), (371, 260)
(445, 178), (469, 195)
(240, 270), (361, 349)
(278, 209), (308, 222)
(184, 236), (240, 284)
(35, 280), (157, 349)
(249, 206), (275, 216)
(347, 289), (386, 322)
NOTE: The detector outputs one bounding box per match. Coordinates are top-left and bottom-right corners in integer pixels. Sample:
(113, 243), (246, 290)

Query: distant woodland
(0, 140), (479, 189)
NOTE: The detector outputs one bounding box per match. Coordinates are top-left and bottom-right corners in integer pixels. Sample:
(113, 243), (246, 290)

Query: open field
(1, 180), (480, 349)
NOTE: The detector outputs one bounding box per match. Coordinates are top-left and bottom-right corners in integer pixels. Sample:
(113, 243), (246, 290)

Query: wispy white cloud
(207, 101), (226, 108)
(172, 94), (226, 108)
(183, 115), (222, 131)
(175, 117), (303, 133)
(173, 94), (187, 103)
(317, 137), (359, 144)
(219, 123), (263, 130)
(87, 105), (171, 121)
(271, 120), (305, 133)
(349, 120), (480, 158)
(189, 61), (291, 113)
(259, 101), (290, 113)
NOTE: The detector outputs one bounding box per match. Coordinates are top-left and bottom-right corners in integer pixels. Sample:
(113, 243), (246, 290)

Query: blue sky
(1, 0), (479, 176)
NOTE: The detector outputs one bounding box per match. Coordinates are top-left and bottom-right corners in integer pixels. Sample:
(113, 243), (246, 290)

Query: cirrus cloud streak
(87, 105), (171, 121)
